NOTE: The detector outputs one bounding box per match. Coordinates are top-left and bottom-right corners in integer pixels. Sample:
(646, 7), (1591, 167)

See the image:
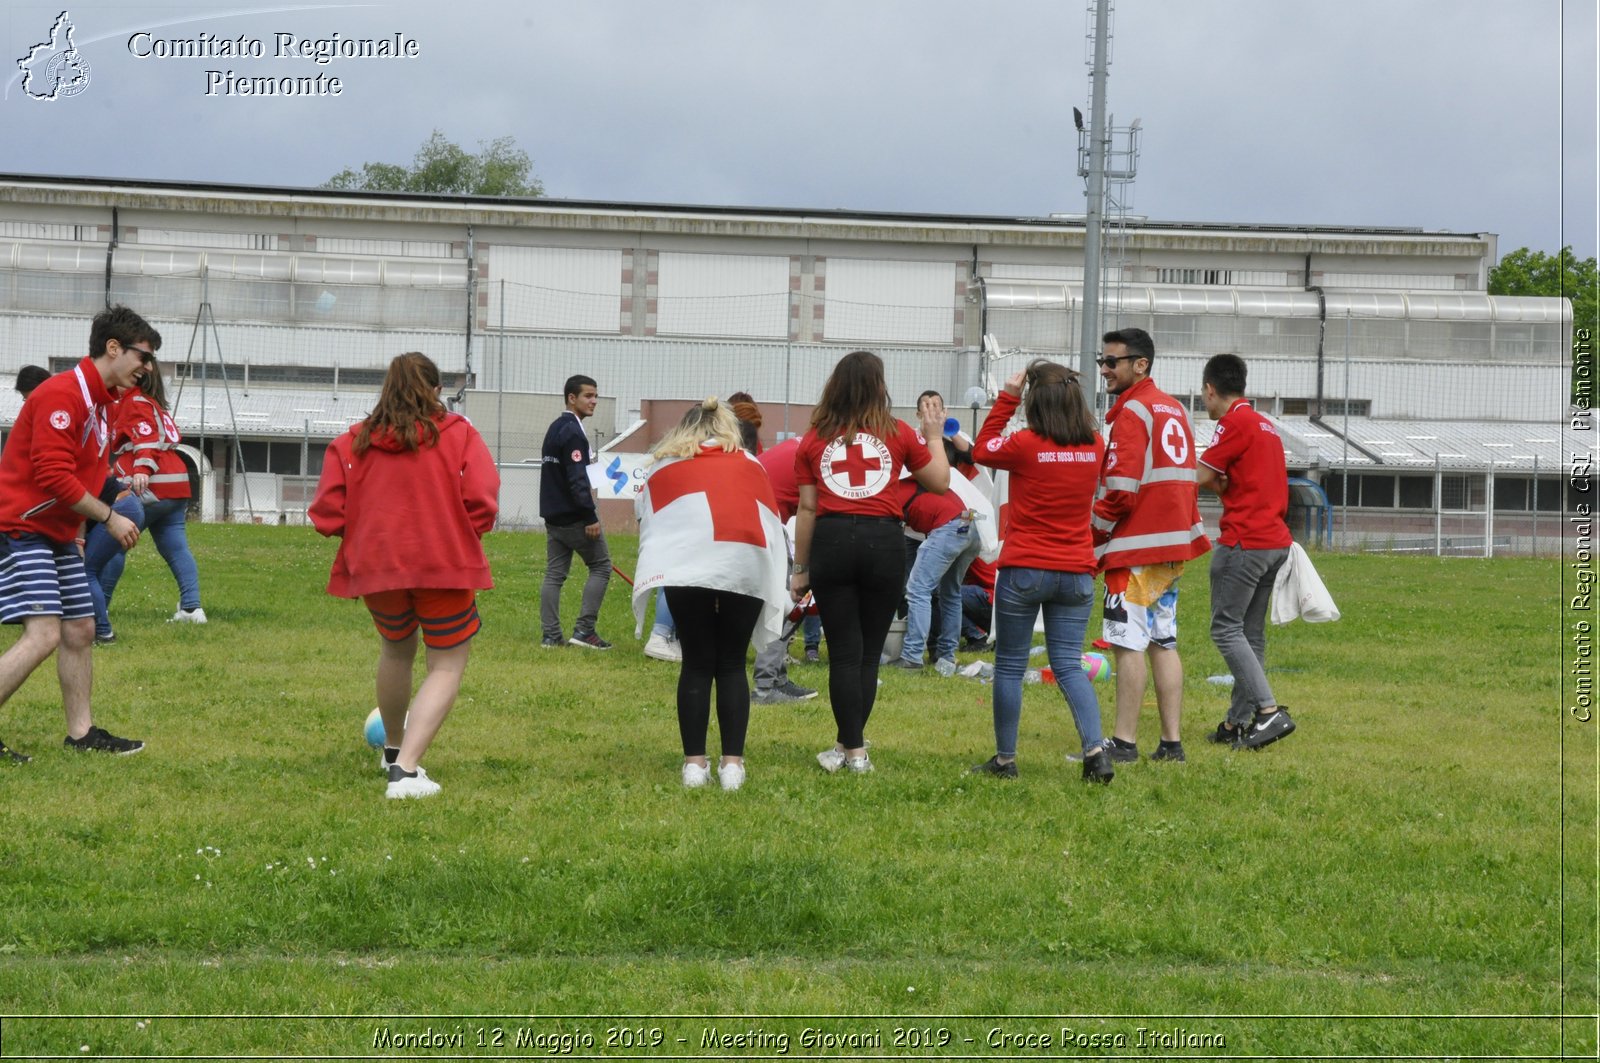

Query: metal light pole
(1077, 0), (1112, 384)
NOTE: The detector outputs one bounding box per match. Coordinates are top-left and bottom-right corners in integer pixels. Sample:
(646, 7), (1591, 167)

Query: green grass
(0, 526), (1589, 1058)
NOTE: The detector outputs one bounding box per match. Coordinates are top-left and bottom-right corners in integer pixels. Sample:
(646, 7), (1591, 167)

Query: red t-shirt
(1198, 399), (1292, 549)
(794, 420), (931, 519)
(973, 391), (1103, 573)
(897, 478), (966, 535)
(756, 436), (801, 523)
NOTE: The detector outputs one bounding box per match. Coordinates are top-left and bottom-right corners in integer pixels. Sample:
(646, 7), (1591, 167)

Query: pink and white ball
(1080, 652), (1111, 681)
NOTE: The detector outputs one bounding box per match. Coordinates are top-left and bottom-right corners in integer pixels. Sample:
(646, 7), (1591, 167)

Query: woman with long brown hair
(790, 350), (948, 773)
(971, 360), (1111, 782)
(310, 353), (499, 799)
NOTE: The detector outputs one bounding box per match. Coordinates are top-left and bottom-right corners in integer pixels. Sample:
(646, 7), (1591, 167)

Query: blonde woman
(632, 398), (788, 791)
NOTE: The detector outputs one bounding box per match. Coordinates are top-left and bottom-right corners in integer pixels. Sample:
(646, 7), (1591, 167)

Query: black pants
(665, 587), (762, 758)
(811, 516), (905, 750)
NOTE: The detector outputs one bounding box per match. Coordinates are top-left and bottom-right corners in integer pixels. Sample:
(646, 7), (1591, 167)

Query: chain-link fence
(0, 258), (1579, 555)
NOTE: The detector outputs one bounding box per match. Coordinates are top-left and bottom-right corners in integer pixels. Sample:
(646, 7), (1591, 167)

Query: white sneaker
(718, 761), (746, 791)
(816, 747), (846, 773)
(643, 632), (682, 662)
(385, 764), (440, 799)
(682, 761), (710, 788)
(170, 607), (207, 624)
(846, 755), (874, 774)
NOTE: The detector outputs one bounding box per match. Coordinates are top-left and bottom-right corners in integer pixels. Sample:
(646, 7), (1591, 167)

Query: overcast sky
(3, 0), (1595, 262)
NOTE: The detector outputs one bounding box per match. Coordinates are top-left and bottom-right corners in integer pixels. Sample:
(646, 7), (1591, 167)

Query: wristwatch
(791, 563), (809, 575)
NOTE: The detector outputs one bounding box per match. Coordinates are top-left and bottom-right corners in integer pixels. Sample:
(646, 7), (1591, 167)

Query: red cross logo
(648, 456), (770, 547)
(820, 433), (893, 499)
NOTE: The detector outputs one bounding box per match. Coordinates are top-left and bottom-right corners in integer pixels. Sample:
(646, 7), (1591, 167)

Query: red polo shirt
(1198, 399), (1292, 549)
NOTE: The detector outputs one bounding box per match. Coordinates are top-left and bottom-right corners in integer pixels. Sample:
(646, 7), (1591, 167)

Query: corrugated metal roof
(1194, 414), (1592, 472)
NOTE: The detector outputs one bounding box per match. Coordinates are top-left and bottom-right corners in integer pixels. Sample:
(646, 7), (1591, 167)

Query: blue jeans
(102, 497), (201, 613)
(900, 518), (979, 664)
(652, 587), (675, 638)
(992, 567), (1102, 758)
(961, 584), (992, 640)
(83, 493), (146, 638)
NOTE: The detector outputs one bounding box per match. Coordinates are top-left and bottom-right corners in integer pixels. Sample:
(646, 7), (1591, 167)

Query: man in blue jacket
(538, 375), (612, 650)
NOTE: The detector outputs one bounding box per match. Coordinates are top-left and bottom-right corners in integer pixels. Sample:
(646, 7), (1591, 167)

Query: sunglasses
(1095, 354), (1138, 368)
(123, 344), (156, 364)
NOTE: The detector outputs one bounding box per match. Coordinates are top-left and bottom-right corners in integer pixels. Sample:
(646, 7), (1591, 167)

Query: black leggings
(665, 587), (762, 758)
(810, 516), (905, 750)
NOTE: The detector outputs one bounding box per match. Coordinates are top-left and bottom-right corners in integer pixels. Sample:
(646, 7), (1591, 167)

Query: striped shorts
(362, 588), (481, 649)
(0, 532), (95, 623)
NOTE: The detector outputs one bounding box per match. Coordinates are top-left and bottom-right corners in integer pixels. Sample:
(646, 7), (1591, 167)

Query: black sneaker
(1206, 720), (1242, 745)
(804, 647), (821, 663)
(0, 738), (31, 763)
(1241, 707), (1295, 750)
(1106, 737), (1139, 763)
(1081, 747), (1115, 784)
(64, 726), (144, 755)
(568, 631), (612, 651)
(960, 637), (989, 652)
(540, 636), (564, 649)
(883, 658), (923, 671)
(1150, 741), (1186, 762)
(969, 755), (1018, 779)
(94, 631), (117, 646)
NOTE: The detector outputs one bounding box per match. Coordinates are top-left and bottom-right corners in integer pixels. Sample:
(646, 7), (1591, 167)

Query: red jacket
(111, 388), (191, 500)
(309, 413), (499, 598)
(974, 391), (1103, 573)
(0, 358), (115, 544)
(1092, 377), (1211, 570)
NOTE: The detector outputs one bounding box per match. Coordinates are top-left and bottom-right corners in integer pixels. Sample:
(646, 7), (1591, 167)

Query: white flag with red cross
(631, 448), (790, 649)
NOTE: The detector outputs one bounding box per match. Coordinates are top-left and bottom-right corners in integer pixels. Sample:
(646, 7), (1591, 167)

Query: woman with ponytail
(309, 353), (499, 799)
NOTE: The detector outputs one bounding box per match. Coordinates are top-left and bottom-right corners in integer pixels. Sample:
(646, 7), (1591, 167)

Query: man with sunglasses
(1091, 327), (1211, 764)
(0, 305), (152, 761)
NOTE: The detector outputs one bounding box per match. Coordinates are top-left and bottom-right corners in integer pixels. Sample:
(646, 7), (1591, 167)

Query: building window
(1156, 267), (1234, 285)
(237, 440), (323, 476)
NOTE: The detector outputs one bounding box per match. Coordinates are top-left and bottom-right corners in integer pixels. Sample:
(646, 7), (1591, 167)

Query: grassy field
(0, 524), (1589, 1059)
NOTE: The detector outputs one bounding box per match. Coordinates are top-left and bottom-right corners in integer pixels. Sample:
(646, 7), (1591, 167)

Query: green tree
(1489, 246), (1596, 341)
(1489, 246), (1596, 403)
(323, 131), (543, 197)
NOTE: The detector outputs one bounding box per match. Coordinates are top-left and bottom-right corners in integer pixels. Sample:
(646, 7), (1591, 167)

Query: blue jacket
(539, 410), (598, 526)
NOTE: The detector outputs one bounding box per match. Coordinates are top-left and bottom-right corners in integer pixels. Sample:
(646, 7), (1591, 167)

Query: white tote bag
(1271, 542), (1340, 625)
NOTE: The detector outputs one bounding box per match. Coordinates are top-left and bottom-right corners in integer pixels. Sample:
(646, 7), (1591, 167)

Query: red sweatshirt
(0, 358), (115, 544)
(973, 391), (1103, 573)
(309, 412), (500, 597)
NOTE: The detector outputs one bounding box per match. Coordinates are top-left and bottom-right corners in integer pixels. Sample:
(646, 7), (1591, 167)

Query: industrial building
(0, 173), (1578, 551)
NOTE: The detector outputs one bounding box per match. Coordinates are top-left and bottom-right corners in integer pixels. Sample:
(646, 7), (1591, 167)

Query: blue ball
(363, 708), (386, 749)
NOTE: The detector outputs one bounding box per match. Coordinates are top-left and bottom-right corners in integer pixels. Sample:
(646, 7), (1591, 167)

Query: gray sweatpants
(540, 522), (611, 640)
(1209, 543), (1290, 728)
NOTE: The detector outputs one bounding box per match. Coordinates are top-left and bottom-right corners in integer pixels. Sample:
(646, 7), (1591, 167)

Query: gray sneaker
(1240, 707), (1295, 750)
(754, 680), (818, 704)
